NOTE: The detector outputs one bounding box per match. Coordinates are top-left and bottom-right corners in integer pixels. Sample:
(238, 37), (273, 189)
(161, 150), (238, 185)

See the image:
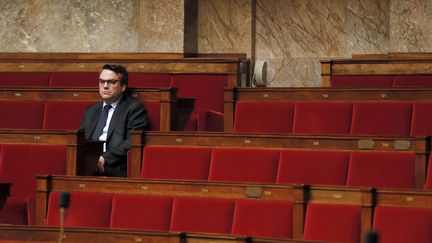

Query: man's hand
(97, 156), (105, 173)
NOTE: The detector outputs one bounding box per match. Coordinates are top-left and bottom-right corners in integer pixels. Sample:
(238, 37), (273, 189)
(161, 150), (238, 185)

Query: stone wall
(1, 0), (431, 86)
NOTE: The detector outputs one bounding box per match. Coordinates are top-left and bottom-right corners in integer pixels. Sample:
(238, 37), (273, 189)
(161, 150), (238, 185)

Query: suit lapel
(107, 95), (128, 140)
(88, 102), (103, 139)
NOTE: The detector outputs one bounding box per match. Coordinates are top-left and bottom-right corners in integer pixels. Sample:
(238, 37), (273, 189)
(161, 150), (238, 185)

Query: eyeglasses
(99, 79), (120, 86)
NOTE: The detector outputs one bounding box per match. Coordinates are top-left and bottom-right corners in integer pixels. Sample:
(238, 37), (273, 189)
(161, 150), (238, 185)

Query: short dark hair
(101, 64), (128, 86)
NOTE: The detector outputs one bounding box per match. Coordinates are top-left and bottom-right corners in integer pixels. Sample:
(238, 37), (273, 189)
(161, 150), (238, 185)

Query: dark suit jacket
(79, 94), (149, 177)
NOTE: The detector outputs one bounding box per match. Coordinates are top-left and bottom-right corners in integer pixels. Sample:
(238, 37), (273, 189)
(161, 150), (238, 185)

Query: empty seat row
(142, 146), (427, 190)
(331, 75), (432, 87)
(234, 101), (432, 136)
(45, 192), (432, 243)
(0, 99), (161, 131)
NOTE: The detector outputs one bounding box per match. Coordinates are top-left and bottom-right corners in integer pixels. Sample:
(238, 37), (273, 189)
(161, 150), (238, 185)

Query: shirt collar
(103, 97), (121, 109)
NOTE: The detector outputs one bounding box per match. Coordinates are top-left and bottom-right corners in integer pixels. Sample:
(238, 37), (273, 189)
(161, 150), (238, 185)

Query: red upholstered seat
(46, 192), (112, 228)
(128, 73), (171, 88)
(410, 102), (432, 136)
(49, 72), (99, 87)
(208, 148), (279, 183)
(110, 195), (172, 231)
(232, 199), (293, 238)
(277, 150), (349, 186)
(0, 100), (45, 129)
(303, 203), (361, 243)
(373, 206), (432, 243)
(170, 74), (228, 131)
(346, 151), (415, 189)
(331, 75), (394, 87)
(233, 101), (295, 133)
(393, 75), (432, 87)
(0, 144), (66, 225)
(43, 100), (95, 130)
(141, 146), (211, 180)
(351, 102), (412, 136)
(0, 72), (50, 87)
(142, 101), (160, 131)
(292, 102), (352, 135)
(170, 197), (234, 234)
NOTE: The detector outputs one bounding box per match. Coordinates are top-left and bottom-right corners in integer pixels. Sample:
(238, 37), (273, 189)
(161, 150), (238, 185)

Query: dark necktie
(91, 104), (112, 141)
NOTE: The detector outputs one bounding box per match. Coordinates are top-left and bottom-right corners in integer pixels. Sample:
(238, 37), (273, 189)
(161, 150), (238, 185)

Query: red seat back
(142, 101), (160, 131)
(128, 73), (171, 88)
(393, 75), (432, 87)
(331, 75), (393, 87)
(49, 72), (99, 87)
(234, 101), (295, 133)
(303, 203), (361, 243)
(232, 199), (293, 238)
(46, 192), (112, 227)
(0, 100), (45, 129)
(425, 154), (432, 190)
(0, 72), (50, 87)
(110, 194), (172, 231)
(373, 206), (432, 243)
(170, 197), (234, 234)
(346, 151), (415, 189)
(141, 146), (211, 180)
(208, 148), (279, 183)
(410, 102), (432, 136)
(293, 102), (352, 135)
(351, 102), (412, 136)
(277, 150), (349, 186)
(43, 100), (95, 130)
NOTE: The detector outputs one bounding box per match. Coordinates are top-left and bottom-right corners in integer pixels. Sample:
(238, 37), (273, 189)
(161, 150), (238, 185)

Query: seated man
(80, 64), (149, 177)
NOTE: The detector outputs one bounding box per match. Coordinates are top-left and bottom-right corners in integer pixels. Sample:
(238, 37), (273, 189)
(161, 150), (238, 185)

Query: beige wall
(1, 0), (431, 86)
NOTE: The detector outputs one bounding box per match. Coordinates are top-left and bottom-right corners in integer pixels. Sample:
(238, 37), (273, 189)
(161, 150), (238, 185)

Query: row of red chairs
(45, 191), (432, 243)
(331, 75), (432, 87)
(141, 146), (430, 190)
(234, 101), (432, 136)
(0, 100), (161, 131)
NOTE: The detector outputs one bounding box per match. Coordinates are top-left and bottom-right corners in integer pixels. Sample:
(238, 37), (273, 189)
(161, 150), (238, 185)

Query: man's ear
(121, 84), (127, 92)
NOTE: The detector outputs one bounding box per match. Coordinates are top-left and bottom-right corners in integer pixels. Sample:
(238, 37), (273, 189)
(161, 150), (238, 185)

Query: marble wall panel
(256, 0), (347, 59)
(346, 0), (390, 54)
(390, 0), (432, 52)
(197, 0), (252, 56)
(257, 58), (321, 87)
(138, 0), (184, 52)
(0, 0), (139, 52)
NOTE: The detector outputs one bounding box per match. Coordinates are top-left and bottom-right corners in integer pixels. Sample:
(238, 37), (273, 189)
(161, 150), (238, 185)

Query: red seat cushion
(346, 151), (415, 189)
(0, 144), (66, 198)
(128, 73), (171, 88)
(410, 102), (432, 136)
(143, 101), (160, 131)
(293, 102), (352, 135)
(373, 206), (432, 243)
(208, 148), (279, 183)
(232, 199), (293, 238)
(393, 75), (432, 87)
(331, 75), (394, 87)
(303, 203), (361, 243)
(49, 72), (99, 87)
(0, 100), (45, 129)
(43, 100), (95, 130)
(0, 72), (50, 87)
(46, 192), (112, 228)
(170, 197), (234, 234)
(234, 101), (295, 133)
(351, 102), (412, 136)
(141, 146), (211, 180)
(110, 195), (172, 231)
(277, 150), (349, 186)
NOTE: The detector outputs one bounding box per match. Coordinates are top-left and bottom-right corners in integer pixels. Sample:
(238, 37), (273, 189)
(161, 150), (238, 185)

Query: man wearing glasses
(79, 64), (149, 177)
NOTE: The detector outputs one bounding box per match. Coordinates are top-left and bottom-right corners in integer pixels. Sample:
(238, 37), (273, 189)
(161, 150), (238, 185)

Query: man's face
(99, 69), (126, 104)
